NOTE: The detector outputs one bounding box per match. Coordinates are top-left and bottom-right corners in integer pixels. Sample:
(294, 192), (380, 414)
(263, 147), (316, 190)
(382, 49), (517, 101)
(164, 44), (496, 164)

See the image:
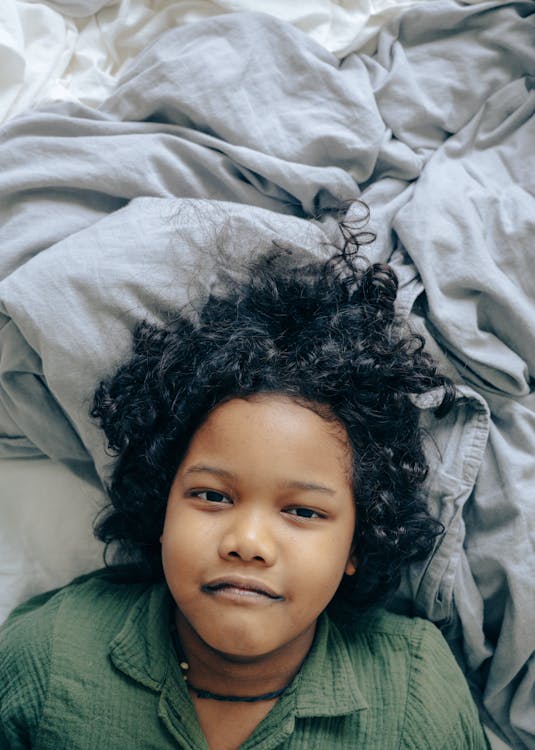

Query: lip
(201, 576), (284, 601)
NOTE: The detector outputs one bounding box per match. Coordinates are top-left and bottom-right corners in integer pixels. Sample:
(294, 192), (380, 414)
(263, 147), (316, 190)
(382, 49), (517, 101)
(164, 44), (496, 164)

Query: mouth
(201, 578), (284, 601)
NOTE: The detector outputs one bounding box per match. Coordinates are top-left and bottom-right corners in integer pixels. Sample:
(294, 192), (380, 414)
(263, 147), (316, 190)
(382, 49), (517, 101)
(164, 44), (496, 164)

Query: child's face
(161, 394), (356, 661)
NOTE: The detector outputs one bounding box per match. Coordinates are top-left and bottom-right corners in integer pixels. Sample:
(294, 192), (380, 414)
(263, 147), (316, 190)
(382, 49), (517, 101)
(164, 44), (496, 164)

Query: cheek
(290, 528), (354, 597)
(161, 508), (210, 590)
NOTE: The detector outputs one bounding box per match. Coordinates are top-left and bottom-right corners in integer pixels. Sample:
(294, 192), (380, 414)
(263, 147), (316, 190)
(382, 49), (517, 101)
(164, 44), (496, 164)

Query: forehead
(181, 394), (352, 483)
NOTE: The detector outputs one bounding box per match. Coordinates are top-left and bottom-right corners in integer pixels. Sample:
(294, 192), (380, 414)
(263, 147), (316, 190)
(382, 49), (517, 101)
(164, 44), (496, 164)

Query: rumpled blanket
(0, 3), (533, 747)
(0, 0), (428, 124)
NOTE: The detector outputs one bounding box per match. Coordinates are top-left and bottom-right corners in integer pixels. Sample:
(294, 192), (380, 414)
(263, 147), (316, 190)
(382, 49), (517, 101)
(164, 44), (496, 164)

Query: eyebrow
(183, 464), (336, 495)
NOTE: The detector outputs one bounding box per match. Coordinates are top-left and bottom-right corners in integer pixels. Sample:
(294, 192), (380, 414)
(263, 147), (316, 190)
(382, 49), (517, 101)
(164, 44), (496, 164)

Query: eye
(285, 507), (326, 520)
(191, 490), (231, 504)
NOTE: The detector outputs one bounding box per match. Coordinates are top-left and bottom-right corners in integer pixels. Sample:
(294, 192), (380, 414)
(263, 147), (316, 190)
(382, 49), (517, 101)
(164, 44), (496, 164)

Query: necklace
(186, 682), (290, 703)
(171, 625), (290, 703)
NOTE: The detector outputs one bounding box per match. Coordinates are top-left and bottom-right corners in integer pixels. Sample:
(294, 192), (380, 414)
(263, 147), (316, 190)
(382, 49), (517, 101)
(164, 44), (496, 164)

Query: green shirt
(0, 568), (489, 750)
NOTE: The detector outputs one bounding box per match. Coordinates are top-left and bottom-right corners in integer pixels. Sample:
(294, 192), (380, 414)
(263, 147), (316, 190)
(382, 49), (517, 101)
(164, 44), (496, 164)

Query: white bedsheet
(2, 0), (433, 123)
(0, 459), (104, 622)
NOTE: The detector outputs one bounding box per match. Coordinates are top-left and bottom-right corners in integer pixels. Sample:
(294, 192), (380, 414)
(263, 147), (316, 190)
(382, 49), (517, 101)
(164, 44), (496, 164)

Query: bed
(0, 1), (533, 749)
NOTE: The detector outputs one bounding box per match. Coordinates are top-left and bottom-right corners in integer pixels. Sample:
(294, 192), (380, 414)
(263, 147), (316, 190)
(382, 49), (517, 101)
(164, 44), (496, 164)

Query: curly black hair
(91, 226), (455, 610)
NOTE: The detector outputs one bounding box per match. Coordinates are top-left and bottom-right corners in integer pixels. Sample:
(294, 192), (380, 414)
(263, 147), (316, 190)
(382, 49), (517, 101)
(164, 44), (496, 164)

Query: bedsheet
(1, 0), (428, 124)
(0, 3), (534, 748)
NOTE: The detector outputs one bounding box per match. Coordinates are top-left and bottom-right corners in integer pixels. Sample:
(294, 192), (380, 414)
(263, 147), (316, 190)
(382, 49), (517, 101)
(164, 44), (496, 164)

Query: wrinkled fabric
(0, 0), (433, 124)
(0, 4), (534, 748)
(25, 0), (116, 16)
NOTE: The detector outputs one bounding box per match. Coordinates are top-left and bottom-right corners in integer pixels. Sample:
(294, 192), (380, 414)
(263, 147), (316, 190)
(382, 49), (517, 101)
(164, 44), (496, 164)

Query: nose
(218, 507), (276, 566)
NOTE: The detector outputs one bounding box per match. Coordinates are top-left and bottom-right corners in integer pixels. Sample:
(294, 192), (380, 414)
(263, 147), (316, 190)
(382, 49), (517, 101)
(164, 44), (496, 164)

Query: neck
(174, 609), (316, 698)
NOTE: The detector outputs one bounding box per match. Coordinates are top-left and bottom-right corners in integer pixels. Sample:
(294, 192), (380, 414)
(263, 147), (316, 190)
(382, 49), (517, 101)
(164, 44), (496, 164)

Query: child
(0, 240), (490, 749)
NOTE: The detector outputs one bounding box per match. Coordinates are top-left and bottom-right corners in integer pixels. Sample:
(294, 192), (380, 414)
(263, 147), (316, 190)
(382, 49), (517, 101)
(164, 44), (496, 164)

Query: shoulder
(335, 610), (489, 749)
(0, 567), (153, 747)
(1, 566), (152, 643)
(0, 585), (62, 748)
(333, 608), (446, 690)
(336, 607), (459, 677)
(334, 606), (447, 662)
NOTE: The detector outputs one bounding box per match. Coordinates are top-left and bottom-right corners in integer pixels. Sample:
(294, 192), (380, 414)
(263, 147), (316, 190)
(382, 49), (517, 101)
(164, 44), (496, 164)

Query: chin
(206, 633), (275, 662)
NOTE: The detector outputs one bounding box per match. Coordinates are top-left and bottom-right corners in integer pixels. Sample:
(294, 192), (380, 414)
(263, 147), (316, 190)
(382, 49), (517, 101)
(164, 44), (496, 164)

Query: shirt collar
(109, 581), (173, 691)
(109, 582), (368, 718)
(290, 610), (369, 717)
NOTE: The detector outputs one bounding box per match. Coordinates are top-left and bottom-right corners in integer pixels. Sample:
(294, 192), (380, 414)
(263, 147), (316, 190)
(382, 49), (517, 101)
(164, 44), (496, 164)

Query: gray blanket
(0, 2), (534, 746)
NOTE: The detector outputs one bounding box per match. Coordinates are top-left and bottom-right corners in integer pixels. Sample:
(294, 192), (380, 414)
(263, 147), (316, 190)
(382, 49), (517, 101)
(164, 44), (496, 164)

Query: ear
(344, 552), (357, 577)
